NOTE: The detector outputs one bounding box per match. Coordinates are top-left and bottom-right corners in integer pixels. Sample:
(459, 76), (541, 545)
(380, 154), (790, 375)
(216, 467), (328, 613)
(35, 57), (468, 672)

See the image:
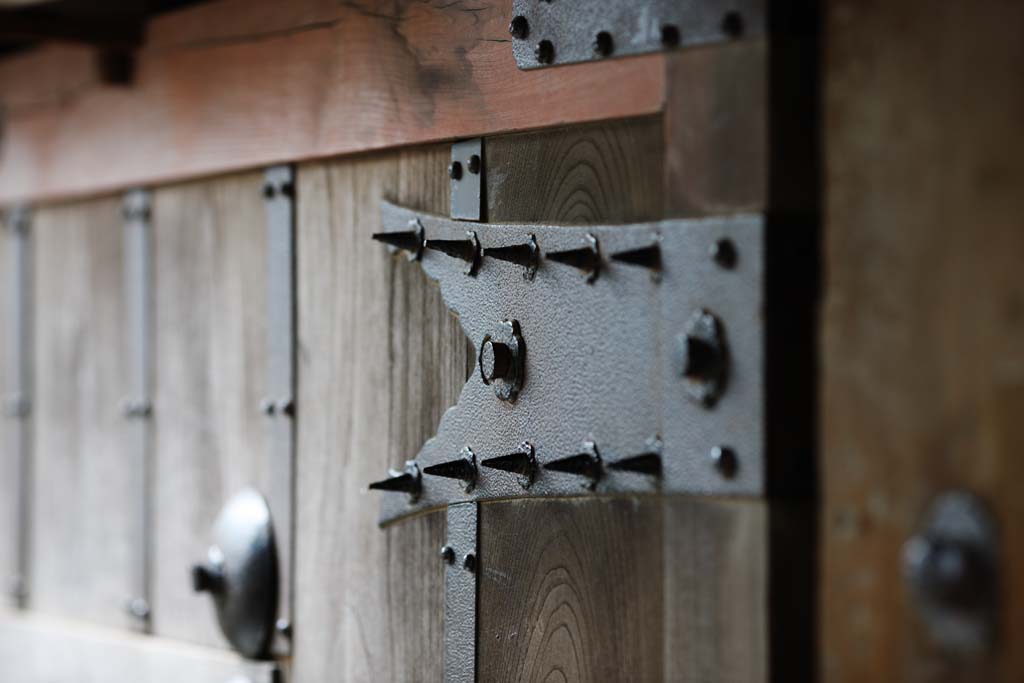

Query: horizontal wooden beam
(0, 610), (277, 682)
(0, 0), (666, 204)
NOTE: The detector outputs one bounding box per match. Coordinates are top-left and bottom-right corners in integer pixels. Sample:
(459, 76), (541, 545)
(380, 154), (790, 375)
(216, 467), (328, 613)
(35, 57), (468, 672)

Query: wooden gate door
(0, 1), (818, 681)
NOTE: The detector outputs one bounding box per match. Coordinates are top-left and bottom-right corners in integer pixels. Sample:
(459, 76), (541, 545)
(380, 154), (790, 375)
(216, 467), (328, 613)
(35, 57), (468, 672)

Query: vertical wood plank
(824, 1), (1024, 680)
(663, 498), (768, 682)
(150, 172), (271, 648)
(477, 497), (664, 682)
(294, 145), (466, 681)
(30, 196), (135, 628)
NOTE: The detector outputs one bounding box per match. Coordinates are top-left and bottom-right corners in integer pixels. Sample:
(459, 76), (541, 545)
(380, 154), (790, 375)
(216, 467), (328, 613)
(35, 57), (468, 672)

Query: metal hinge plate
(510, 0), (766, 70)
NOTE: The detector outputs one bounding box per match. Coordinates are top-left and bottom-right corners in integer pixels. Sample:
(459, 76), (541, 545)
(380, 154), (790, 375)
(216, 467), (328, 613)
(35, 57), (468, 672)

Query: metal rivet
(262, 182), (276, 199)
(275, 397), (295, 418)
(259, 398), (276, 416)
(509, 15), (529, 40)
(722, 11), (744, 38)
(535, 39), (555, 64)
(709, 445), (737, 478)
(276, 619), (293, 638)
(710, 238), (737, 269)
(448, 161), (463, 180)
(467, 154), (481, 174)
(661, 24), (681, 48)
(462, 552), (476, 573)
(593, 31), (613, 57)
(280, 181), (295, 198)
(440, 545), (456, 564)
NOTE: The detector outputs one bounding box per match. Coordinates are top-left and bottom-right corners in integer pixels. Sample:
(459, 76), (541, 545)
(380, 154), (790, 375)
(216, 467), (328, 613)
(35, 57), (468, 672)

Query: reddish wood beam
(0, 0), (666, 204)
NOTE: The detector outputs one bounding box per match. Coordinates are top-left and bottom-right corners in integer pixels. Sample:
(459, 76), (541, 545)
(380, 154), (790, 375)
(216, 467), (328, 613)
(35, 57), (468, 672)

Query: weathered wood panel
(477, 497), (664, 682)
(294, 145), (465, 681)
(663, 498), (768, 682)
(823, 1), (1024, 680)
(0, 0), (664, 205)
(150, 172), (272, 648)
(0, 609), (276, 683)
(30, 196), (136, 628)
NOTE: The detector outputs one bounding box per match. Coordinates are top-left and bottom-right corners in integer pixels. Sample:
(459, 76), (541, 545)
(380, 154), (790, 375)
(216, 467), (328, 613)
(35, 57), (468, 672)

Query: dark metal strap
(444, 502), (478, 683)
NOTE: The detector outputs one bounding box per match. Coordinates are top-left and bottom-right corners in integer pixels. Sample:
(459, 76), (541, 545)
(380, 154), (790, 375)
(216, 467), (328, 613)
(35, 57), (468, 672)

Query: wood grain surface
(823, 1), (1024, 680)
(149, 172), (273, 648)
(293, 144), (464, 681)
(29, 195), (136, 629)
(0, 0), (665, 205)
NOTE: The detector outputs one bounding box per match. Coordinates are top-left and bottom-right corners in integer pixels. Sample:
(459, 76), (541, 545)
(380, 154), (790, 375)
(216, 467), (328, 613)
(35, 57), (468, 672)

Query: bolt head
(467, 154), (481, 174)
(262, 182), (276, 199)
(509, 15), (529, 40)
(593, 31), (613, 57)
(440, 545), (455, 564)
(535, 40), (555, 64)
(709, 446), (737, 478)
(448, 161), (463, 180)
(661, 24), (681, 48)
(462, 552), (477, 572)
(710, 238), (737, 269)
(479, 339), (513, 383)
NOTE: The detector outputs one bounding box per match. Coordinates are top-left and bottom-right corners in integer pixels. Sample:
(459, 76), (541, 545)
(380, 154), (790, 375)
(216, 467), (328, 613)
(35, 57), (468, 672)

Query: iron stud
(422, 447), (478, 492)
(610, 243), (661, 271)
(484, 235), (540, 279)
(593, 31), (614, 57)
(424, 231), (481, 275)
(372, 219), (425, 260)
(607, 452), (662, 477)
(709, 445), (737, 478)
(544, 442), (602, 489)
(462, 553), (477, 573)
(480, 442), (537, 489)
(509, 15), (529, 40)
(368, 461), (423, 501)
(535, 39), (554, 64)
(440, 545), (456, 564)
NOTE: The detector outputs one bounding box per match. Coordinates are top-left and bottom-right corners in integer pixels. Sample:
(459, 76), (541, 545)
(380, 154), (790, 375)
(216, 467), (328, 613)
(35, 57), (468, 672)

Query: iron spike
(607, 452), (662, 477)
(544, 233), (601, 282)
(483, 234), (540, 279)
(368, 461), (422, 500)
(543, 441), (602, 488)
(422, 447), (478, 491)
(480, 441), (537, 489)
(424, 231), (481, 275)
(372, 218), (424, 260)
(610, 243), (661, 271)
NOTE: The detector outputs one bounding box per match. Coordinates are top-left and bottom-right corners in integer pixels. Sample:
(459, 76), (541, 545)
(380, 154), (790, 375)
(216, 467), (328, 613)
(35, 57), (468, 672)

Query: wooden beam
(0, 0), (665, 205)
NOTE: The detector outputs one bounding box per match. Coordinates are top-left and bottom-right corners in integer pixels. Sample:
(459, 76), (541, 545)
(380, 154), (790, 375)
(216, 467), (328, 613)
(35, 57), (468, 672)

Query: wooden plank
(663, 498), (768, 682)
(823, 1), (1024, 680)
(485, 116), (665, 224)
(0, 0), (665, 205)
(30, 196), (136, 629)
(149, 172), (272, 648)
(477, 497), (664, 681)
(293, 145), (464, 680)
(0, 609), (276, 683)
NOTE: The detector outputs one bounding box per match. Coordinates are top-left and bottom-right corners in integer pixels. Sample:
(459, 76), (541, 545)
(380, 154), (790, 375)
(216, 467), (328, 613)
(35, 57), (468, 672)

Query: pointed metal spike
(607, 452), (662, 477)
(543, 442), (602, 488)
(372, 218), (424, 260)
(480, 452), (533, 476)
(484, 235), (540, 279)
(425, 239), (475, 262)
(372, 230), (421, 252)
(368, 472), (420, 494)
(480, 442), (536, 489)
(368, 461), (421, 500)
(424, 231), (481, 275)
(545, 234), (601, 282)
(610, 243), (661, 271)
(422, 447), (477, 491)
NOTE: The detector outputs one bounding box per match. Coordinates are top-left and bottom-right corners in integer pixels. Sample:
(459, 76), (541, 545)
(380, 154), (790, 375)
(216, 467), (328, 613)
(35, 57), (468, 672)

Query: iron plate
(375, 201), (764, 525)
(510, 0), (766, 70)
(122, 188), (153, 628)
(3, 207), (31, 607)
(443, 502), (478, 683)
(450, 139), (483, 222)
(263, 164), (295, 650)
